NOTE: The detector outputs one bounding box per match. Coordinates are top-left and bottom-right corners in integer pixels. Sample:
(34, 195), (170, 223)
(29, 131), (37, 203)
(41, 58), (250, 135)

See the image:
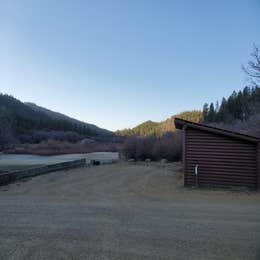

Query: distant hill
(115, 111), (203, 136)
(0, 94), (111, 146)
(25, 102), (111, 136)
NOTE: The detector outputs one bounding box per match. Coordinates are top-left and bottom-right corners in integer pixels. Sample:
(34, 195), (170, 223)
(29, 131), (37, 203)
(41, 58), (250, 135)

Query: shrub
(121, 131), (182, 162)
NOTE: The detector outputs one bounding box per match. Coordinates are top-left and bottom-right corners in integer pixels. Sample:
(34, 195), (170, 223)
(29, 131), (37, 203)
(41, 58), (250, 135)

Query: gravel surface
(0, 162), (260, 259)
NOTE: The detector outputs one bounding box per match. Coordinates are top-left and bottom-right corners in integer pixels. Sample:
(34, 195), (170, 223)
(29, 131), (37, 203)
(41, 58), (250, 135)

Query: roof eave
(174, 118), (259, 144)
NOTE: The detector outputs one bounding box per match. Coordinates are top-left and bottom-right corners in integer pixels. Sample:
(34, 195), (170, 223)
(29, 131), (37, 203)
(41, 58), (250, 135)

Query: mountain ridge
(25, 102), (111, 135)
(0, 94), (112, 146)
(115, 111), (203, 136)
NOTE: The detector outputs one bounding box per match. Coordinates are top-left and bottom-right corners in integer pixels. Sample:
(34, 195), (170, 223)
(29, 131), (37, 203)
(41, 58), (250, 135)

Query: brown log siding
(182, 125), (187, 186)
(185, 128), (257, 189)
(257, 144), (260, 190)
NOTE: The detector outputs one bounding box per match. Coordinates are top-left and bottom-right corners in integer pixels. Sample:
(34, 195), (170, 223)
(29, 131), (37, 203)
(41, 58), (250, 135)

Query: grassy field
(0, 161), (260, 259)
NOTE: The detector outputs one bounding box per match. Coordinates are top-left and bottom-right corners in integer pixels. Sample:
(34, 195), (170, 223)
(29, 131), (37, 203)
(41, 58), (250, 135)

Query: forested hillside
(115, 111), (202, 137)
(25, 102), (110, 135)
(202, 86), (260, 137)
(203, 86), (260, 123)
(0, 94), (111, 147)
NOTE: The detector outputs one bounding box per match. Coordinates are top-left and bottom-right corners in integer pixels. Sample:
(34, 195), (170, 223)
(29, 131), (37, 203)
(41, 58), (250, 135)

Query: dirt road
(0, 162), (260, 259)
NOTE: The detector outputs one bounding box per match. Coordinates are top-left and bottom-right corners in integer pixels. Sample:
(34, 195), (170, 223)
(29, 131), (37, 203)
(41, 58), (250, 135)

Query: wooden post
(195, 163), (199, 188)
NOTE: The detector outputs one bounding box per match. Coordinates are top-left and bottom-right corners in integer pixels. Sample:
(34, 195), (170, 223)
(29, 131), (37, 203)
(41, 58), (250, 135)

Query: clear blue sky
(1, 0), (260, 130)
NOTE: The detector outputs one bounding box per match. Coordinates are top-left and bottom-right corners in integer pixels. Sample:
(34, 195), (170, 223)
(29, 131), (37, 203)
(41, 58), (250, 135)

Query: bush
(6, 139), (122, 155)
(121, 131), (182, 162)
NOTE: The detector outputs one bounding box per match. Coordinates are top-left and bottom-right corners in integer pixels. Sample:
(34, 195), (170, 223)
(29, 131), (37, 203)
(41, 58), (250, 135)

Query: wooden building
(174, 118), (260, 190)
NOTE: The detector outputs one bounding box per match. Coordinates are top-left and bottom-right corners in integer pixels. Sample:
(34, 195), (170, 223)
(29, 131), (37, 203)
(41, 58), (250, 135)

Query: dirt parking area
(0, 162), (260, 260)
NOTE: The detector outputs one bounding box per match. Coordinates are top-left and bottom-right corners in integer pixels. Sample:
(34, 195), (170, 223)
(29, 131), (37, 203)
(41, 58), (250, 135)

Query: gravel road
(0, 162), (260, 259)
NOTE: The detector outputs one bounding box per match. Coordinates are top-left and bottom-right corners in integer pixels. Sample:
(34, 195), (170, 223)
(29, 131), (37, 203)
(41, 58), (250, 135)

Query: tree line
(0, 94), (97, 147)
(203, 86), (260, 123)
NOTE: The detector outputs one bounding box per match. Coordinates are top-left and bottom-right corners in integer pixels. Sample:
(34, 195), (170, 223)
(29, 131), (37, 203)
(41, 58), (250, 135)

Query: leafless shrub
(6, 140), (121, 155)
(121, 131), (182, 162)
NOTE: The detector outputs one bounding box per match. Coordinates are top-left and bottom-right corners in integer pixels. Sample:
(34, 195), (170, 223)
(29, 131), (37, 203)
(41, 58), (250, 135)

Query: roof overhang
(174, 118), (260, 144)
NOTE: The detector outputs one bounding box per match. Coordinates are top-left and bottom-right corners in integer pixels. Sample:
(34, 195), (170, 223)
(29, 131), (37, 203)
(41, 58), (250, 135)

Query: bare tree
(242, 44), (260, 86)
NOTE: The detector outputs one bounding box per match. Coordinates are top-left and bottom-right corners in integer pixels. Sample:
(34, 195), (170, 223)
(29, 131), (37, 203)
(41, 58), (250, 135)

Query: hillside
(202, 86), (260, 137)
(0, 94), (111, 146)
(115, 111), (202, 136)
(116, 86), (260, 138)
(25, 102), (111, 136)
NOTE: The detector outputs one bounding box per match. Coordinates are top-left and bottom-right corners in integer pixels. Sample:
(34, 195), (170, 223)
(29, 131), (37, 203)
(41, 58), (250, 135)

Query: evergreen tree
(202, 103), (209, 122)
(215, 98), (226, 122)
(203, 86), (260, 124)
(215, 101), (220, 113)
(207, 103), (216, 122)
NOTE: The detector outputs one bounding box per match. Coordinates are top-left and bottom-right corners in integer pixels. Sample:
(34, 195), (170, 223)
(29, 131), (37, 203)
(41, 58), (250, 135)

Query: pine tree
(207, 103), (216, 122)
(215, 101), (220, 113)
(203, 103), (209, 122)
(217, 97), (227, 122)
